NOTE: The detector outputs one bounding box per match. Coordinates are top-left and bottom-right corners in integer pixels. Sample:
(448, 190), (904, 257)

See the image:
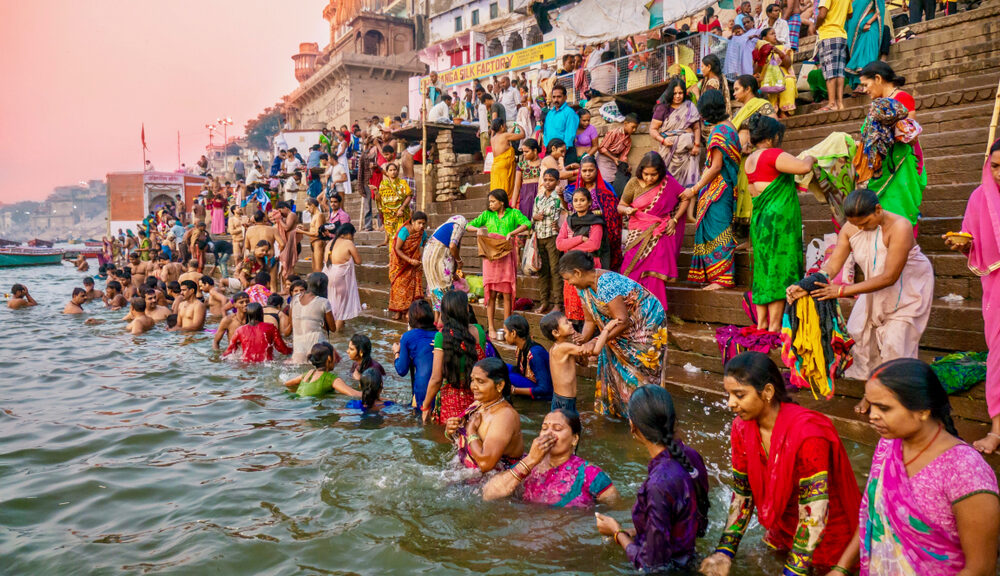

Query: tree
(245, 109), (284, 151)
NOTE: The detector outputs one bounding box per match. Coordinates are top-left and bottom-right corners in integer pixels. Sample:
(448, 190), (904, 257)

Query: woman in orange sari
(388, 211), (428, 321)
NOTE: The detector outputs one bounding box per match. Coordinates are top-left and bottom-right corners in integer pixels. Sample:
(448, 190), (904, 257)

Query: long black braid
(504, 314), (533, 376)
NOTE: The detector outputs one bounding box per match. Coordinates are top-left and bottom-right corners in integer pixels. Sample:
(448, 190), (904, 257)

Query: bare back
(548, 340), (581, 399)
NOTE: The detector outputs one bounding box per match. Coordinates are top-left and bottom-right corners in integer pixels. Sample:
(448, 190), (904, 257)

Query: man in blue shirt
(306, 144), (322, 170)
(542, 85), (580, 163)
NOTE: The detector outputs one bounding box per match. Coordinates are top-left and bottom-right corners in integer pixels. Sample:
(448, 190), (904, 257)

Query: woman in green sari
(744, 116), (816, 332)
(845, 0), (886, 88)
(852, 97), (926, 228)
(731, 75), (778, 237)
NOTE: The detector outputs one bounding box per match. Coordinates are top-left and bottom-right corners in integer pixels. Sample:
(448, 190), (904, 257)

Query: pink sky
(0, 0), (330, 202)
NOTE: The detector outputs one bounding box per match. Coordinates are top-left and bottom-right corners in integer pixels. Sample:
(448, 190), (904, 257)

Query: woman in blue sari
(681, 89), (741, 290)
(845, 0), (886, 87)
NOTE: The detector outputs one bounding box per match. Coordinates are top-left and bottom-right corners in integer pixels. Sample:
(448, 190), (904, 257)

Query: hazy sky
(0, 0), (330, 202)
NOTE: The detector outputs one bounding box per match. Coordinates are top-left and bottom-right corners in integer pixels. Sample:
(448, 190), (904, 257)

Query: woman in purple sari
(618, 152), (690, 311)
(648, 77), (702, 188)
(483, 409), (618, 507)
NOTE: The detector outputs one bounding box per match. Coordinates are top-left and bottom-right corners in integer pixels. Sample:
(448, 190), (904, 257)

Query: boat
(0, 238), (18, 247)
(0, 246), (65, 267)
(27, 238), (54, 248)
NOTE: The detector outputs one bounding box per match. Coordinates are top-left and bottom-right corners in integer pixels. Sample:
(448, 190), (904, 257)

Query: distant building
(283, 0), (426, 130)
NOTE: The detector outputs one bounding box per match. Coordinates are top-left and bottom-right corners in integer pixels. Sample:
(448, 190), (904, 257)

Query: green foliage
(245, 109), (284, 150)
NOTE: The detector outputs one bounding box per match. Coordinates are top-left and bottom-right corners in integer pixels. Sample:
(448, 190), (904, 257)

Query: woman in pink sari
(948, 138), (1000, 453)
(618, 152), (690, 311)
(210, 193), (227, 235)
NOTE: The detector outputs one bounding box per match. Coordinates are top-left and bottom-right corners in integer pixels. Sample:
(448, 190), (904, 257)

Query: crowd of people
(7, 2), (1000, 572)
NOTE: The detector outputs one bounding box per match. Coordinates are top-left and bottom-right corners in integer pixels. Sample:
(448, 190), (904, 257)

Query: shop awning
(552, 0), (716, 44)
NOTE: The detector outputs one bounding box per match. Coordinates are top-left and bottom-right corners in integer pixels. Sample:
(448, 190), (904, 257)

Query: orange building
(107, 171), (208, 233)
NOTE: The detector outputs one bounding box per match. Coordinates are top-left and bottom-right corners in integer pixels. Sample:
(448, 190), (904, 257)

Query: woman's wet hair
(440, 290), (478, 390)
(474, 357), (512, 399)
(860, 61), (905, 87)
(539, 309), (565, 341)
(724, 351), (792, 404)
(698, 88), (729, 124)
(266, 293), (284, 308)
(490, 117), (505, 134)
(307, 341), (336, 369)
(488, 188), (510, 207)
(843, 188), (881, 218)
(407, 298), (436, 330)
(546, 138), (566, 154)
(360, 367), (384, 410)
(245, 302), (264, 325)
(551, 408), (582, 452)
(556, 249), (596, 275)
(333, 222), (356, 243)
(628, 385), (709, 535)
(503, 314), (535, 377)
(871, 358), (960, 437)
(735, 74), (760, 96)
(306, 272), (328, 297)
(748, 114), (786, 146)
(350, 333), (374, 373)
(521, 138), (541, 153)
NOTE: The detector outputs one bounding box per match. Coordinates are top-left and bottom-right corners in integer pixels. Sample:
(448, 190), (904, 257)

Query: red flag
(141, 124), (149, 151)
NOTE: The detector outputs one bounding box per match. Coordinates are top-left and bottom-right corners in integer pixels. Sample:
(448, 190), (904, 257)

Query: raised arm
(461, 409), (519, 473)
(776, 152), (816, 176)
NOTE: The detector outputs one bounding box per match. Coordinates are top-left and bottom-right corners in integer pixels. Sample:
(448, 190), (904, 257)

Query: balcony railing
(551, 33), (728, 103)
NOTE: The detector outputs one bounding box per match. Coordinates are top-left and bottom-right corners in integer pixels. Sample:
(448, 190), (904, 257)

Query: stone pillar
(434, 129), (460, 201)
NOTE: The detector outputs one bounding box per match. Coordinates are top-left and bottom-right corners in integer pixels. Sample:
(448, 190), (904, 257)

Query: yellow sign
(426, 40), (557, 89)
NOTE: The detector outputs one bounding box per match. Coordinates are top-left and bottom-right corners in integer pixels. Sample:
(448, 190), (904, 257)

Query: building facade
(284, 0), (426, 130)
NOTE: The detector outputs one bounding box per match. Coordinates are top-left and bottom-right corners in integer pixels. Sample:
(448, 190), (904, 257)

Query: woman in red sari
(388, 211), (428, 321)
(618, 152), (690, 312)
(701, 351), (861, 576)
(421, 290), (489, 424)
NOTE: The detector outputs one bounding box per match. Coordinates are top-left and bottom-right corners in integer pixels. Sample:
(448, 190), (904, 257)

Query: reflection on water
(0, 262), (873, 575)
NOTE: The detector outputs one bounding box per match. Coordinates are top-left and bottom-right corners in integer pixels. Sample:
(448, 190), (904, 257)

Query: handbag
(521, 232), (541, 275)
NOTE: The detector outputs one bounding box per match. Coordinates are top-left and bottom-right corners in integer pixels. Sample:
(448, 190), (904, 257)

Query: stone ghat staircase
(303, 6), (999, 454)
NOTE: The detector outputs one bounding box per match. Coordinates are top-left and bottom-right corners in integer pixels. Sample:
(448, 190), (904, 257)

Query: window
(489, 2), (498, 18)
(508, 0), (514, 12)
(455, 15), (463, 32)
(471, 9), (479, 25)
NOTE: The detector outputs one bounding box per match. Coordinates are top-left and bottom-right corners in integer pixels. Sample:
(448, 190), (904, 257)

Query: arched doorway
(148, 194), (174, 214)
(362, 30), (384, 56)
(487, 38), (503, 57)
(507, 32), (523, 52)
(525, 25), (542, 47)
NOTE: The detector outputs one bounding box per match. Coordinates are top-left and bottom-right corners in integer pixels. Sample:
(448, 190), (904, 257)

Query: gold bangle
(612, 529), (626, 545)
(468, 434), (481, 443)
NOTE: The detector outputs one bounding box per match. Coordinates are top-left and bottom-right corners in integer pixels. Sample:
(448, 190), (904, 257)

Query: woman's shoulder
(929, 442), (999, 501)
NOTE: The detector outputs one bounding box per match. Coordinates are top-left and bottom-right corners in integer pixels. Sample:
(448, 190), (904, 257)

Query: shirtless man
(539, 311), (619, 413)
(74, 254), (90, 272)
(213, 291), (249, 350)
(128, 253), (151, 290)
(157, 254), (183, 284)
(166, 281), (182, 313)
(103, 280), (128, 310)
(7, 284), (37, 309)
(82, 276), (103, 302)
(118, 269), (137, 299)
(64, 287), (87, 314)
(144, 289), (172, 323)
(176, 280), (206, 331)
(244, 211), (281, 286)
(199, 275), (228, 317)
(189, 222), (209, 272)
(178, 260), (202, 286)
(126, 297), (155, 335)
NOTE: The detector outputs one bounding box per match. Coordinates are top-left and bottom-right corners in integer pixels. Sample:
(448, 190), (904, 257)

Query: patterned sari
(846, 0), (886, 86)
(688, 123), (741, 287)
(521, 455), (613, 507)
(388, 225), (426, 313)
(621, 174), (686, 311)
(378, 177), (412, 243)
(750, 172), (804, 304)
(578, 272), (667, 417)
(656, 100), (702, 188)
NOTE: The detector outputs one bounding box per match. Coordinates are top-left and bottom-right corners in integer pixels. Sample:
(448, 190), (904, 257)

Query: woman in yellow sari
(730, 75), (778, 236)
(754, 28), (798, 118)
(378, 162), (413, 246)
(489, 118), (524, 198)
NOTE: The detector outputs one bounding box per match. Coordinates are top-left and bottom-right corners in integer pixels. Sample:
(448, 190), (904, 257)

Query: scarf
(567, 211), (604, 236)
(962, 141), (1000, 275)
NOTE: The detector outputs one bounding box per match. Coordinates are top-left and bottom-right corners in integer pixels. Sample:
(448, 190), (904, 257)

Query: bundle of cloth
(781, 273), (855, 399)
(795, 132), (857, 230)
(715, 325), (783, 368)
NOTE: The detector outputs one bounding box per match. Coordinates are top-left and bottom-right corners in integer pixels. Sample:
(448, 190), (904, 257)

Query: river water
(0, 261), (874, 575)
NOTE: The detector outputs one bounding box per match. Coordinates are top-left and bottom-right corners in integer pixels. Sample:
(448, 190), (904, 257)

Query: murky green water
(0, 261), (873, 575)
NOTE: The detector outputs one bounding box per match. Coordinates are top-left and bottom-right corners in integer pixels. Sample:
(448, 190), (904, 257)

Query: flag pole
(177, 130), (181, 170)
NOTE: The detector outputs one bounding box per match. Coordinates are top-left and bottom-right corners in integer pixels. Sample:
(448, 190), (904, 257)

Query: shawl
(733, 402), (861, 529)
(751, 41), (775, 69)
(962, 142), (1000, 275)
(855, 97), (910, 180)
(565, 167), (622, 270)
(732, 97), (771, 129)
(567, 211), (610, 267)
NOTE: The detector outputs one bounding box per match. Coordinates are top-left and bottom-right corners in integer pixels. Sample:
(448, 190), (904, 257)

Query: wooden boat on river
(0, 246), (65, 267)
